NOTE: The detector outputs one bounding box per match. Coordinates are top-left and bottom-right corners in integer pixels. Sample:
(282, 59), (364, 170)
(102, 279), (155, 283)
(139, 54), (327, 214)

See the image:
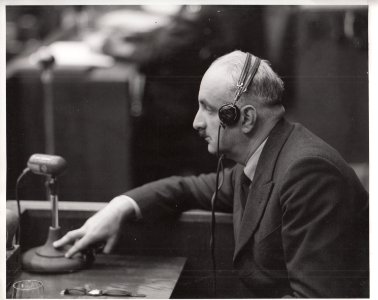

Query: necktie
(240, 173), (251, 210)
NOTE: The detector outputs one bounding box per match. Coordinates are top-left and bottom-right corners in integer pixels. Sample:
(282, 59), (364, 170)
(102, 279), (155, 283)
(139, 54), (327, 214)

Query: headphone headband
(233, 53), (261, 104)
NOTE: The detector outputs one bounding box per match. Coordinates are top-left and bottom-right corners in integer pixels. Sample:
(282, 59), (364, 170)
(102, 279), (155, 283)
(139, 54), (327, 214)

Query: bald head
(209, 50), (285, 108)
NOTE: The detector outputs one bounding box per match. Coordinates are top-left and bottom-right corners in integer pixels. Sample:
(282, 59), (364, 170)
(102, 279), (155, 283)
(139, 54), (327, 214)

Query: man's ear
(240, 105), (257, 133)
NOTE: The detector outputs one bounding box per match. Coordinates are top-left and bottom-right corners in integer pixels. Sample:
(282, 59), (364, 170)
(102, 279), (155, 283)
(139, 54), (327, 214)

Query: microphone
(21, 153), (90, 273)
(27, 154), (67, 177)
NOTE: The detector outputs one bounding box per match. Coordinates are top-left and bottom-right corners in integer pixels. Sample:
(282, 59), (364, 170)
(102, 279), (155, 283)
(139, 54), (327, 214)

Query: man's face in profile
(193, 65), (238, 156)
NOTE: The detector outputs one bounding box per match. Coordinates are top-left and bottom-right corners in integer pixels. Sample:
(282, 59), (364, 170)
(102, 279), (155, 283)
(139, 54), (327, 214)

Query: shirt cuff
(112, 195), (143, 220)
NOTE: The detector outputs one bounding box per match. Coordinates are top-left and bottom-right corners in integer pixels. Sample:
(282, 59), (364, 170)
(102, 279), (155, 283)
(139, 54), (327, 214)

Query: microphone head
(27, 154), (67, 176)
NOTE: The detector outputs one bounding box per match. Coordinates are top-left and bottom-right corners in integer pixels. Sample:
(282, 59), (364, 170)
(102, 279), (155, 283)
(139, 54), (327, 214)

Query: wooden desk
(6, 201), (236, 298)
(8, 254), (186, 299)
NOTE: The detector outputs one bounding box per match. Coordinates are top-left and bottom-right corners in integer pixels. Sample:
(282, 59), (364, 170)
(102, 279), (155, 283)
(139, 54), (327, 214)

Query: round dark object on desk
(22, 227), (91, 273)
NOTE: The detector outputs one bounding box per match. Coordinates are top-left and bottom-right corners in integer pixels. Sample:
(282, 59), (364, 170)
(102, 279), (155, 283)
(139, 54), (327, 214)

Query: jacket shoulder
(274, 122), (359, 184)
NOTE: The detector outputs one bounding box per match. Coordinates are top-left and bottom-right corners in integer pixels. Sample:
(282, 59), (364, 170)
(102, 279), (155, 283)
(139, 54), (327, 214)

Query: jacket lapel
(233, 118), (294, 261)
(233, 166), (246, 240)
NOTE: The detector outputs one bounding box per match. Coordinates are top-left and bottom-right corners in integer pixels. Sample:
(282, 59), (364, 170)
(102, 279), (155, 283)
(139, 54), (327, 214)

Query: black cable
(15, 167), (30, 245)
(216, 124), (222, 159)
(210, 125), (225, 297)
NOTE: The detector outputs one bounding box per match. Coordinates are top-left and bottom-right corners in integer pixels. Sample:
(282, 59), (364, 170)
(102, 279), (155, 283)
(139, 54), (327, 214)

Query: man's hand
(53, 197), (136, 258)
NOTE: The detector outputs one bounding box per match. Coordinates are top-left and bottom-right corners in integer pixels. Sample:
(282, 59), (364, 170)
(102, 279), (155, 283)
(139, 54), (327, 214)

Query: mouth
(199, 132), (210, 142)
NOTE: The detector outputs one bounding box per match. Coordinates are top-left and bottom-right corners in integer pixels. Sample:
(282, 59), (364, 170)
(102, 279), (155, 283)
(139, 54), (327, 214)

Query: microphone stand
(48, 177), (59, 229)
(21, 176), (90, 273)
(31, 176), (63, 258)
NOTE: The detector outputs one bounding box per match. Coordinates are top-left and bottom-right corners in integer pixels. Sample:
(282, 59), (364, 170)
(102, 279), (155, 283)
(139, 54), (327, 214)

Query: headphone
(218, 53), (261, 127)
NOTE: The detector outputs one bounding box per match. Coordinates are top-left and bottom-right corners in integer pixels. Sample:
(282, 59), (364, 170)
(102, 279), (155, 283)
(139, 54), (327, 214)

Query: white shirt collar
(243, 138), (268, 182)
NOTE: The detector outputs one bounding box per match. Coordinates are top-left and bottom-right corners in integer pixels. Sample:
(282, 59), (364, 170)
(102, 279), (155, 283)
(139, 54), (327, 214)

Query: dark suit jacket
(126, 118), (369, 298)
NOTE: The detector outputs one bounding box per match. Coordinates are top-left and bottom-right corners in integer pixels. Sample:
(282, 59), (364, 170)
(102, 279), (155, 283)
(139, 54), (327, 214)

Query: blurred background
(6, 5), (368, 203)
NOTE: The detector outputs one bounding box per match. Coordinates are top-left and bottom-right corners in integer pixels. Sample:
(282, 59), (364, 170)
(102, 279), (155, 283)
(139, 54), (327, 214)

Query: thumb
(103, 235), (118, 254)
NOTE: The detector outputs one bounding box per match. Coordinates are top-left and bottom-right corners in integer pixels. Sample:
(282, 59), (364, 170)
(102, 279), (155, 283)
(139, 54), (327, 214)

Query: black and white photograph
(3, 2), (373, 298)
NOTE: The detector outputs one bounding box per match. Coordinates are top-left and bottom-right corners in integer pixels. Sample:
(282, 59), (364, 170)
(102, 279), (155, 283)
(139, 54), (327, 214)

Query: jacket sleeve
(123, 167), (235, 221)
(279, 156), (368, 298)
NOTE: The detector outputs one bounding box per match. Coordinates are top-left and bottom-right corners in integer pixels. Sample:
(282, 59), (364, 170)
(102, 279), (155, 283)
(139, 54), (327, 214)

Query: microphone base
(22, 227), (90, 274)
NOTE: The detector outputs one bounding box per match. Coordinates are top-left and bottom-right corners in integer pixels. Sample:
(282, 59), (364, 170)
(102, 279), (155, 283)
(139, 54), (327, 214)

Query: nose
(193, 109), (205, 131)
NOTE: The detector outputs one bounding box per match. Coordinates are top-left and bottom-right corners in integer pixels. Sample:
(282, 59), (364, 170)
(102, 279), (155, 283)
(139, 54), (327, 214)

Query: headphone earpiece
(218, 103), (240, 127)
(218, 53), (261, 128)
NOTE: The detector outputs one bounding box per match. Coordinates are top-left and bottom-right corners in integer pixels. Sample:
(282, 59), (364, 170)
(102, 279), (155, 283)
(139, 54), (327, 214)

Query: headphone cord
(15, 167), (30, 245)
(210, 125), (225, 297)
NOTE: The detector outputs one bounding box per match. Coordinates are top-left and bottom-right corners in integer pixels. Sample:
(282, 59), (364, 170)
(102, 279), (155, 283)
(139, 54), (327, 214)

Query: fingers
(53, 228), (84, 248)
(53, 228), (98, 258)
(65, 233), (98, 258)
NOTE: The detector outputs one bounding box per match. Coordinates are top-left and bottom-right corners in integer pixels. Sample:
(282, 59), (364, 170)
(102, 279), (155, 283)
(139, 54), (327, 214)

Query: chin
(207, 144), (218, 155)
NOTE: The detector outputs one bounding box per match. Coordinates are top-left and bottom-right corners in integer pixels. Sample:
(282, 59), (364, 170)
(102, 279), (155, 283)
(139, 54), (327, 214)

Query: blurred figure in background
(6, 6), (63, 61)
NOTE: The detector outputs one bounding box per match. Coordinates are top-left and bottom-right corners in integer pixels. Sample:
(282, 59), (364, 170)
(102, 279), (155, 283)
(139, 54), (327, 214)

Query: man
(54, 51), (369, 298)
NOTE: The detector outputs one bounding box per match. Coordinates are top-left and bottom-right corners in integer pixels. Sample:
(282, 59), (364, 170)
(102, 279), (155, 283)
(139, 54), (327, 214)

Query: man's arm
(125, 168), (235, 221)
(279, 157), (368, 298)
(54, 168), (236, 256)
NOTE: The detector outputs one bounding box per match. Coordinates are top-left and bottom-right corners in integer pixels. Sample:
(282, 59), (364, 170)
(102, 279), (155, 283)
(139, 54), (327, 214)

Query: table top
(8, 254), (186, 299)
